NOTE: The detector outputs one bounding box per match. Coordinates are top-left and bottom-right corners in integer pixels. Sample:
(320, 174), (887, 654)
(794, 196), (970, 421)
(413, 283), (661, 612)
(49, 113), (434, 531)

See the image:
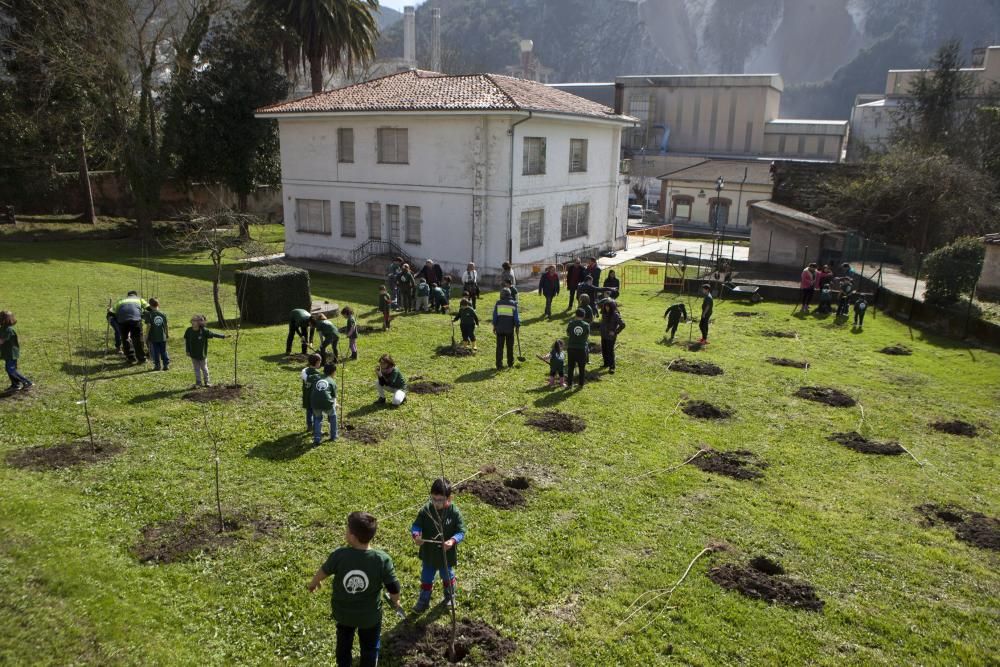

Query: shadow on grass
(259, 353), (308, 371)
(532, 388), (574, 407)
(128, 388), (188, 404)
(345, 402), (384, 419)
(455, 368), (499, 383)
(247, 432), (318, 461)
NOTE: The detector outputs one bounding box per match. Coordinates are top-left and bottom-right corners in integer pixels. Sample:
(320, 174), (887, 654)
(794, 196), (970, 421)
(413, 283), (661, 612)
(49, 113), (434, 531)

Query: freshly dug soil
(762, 330), (797, 338)
(436, 345), (475, 357)
(525, 410), (586, 433)
(828, 432), (905, 456)
(6, 440), (123, 471)
(132, 511), (281, 564)
(455, 479), (525, 509)
(587, 341), (602, 354)
(708, 562), (824, 611)
(682, 400), (732, 419)
(880, 345), (912, 356)
(668, 358), (723, 376)
(409, 380), (453, 395)
(340, 423), (383, 445)
(183, 384), (244, 403)
(733, 311), (761, 317)
(749, 555), (785, 576)
(767, 357), (809, 369)
(916, 504), (1000, 551)
(795, 386), (856, 407)
(693, 448), (767, 480)
(384, 618), (516, 666)
(931, 420), (978, 437)
(503, 476), (531, 490)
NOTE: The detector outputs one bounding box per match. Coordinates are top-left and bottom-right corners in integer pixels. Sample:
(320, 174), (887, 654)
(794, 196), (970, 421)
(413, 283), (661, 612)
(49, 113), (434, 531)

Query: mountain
(375, 5), (402, 32)
(375, 0), (1000, 119)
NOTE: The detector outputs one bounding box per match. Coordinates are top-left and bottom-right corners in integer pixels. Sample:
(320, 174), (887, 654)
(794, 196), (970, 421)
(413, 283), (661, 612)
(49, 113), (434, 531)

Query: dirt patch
(931, 420), (978, 437)
(762, 330), (797, 339)
(132, 511), (281, 564)
(340, 423), (383, 445)
(668, 358), (723, 376)
(828, 432), (905, 456)
(283, 353), (311, 364)
(525, 410), (586, 433)
(587, 341), (602, 354)
(456, 479), (525, 509)
(436, 345), (475, 357)
(503, 475), (531, 490)
(6, 440), (123, 471)
(749, 555), (785, 576)
(733, 311), (761, 317)
(794, 386), (856, 407)
(708, 562), (823, 611)
(682, 400), (732, 420)
(880, 345), (912, 356)
(0, 386), (35, 401)
(692, 448), (767, 480)
(384, 619), (516, 666)
(409, 380), (453, 395)
(767, 357), (809, 369)
(916, 504), (1000, 551)
(182, 384), (244, 403)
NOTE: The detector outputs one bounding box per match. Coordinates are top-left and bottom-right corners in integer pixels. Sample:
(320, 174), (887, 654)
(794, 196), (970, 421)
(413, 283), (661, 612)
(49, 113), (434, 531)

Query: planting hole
(795, 386), (856, 407)
(767, 357), (809, 369)
(668, 358), (723, 376)
(916, 504), (1000, 551)
(6, 440), (123, 471)
(682, 400), (732, 420)
(525, 410), (586, 433)
(828, 432), (905, 455)
(931, 420), (977, 437)
(708, 561), (824, 611)
(693, 448), (767, 480)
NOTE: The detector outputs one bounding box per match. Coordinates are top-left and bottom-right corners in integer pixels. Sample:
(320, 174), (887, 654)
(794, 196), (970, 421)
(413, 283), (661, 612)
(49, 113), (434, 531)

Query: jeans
(567, 348), (587, 387)
(149, 341), (170, 369)
(837, 298), (849, 317)
(415, 295), (429, 312)
(119, 320), (145, 362)
(286, 321), (309, 355)
(5, 358), (31, 387)
(419, 562), (456, 602)
(495, 332), (514, 368)
(305, 407), (314, 432)
(108, 317), (122, 350)
(854, 308), (867, 327)
(336, 619), (381, 667)
(601, 336), (616, 369)
(349, 337), (358, 358)
(191, 358), (209, 385)
(313, 408), (338, 442)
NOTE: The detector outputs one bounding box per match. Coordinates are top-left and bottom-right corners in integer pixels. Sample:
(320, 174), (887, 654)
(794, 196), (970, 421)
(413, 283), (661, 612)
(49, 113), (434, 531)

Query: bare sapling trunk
(78, 125), (96, 224)
(429, 405), (458, 658)
(76, 288), (96, 453)
(212, 249), (225, 327)
(203, 407), (224, 534)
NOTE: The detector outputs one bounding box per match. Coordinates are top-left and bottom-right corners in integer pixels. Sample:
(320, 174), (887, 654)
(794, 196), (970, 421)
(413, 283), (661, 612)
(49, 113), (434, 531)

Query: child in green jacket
(184, 315), (226, 388)
(378, 286), (392, 330)
(410, 478), (466, 612)
(310, 361), (338, 444)
(313, 313), (340, 361)
(452, 298), (479, 350)
(342, 307), (359, 360)
(143, 298), (170, 371)
(301, 353), (323, 433)
(0, 311), (32, 391)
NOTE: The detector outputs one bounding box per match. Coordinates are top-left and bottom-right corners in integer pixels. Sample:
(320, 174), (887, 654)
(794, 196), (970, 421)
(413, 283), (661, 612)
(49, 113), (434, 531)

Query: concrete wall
(979, 243), (1000, 299)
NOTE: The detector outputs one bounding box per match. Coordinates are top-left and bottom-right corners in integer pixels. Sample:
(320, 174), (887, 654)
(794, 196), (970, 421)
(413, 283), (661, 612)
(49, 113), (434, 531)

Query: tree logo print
(153, 315), (164, 326)
(572, 325), (584, 337)
(316, 380), (330, 392)
(343, 570), (369, 594)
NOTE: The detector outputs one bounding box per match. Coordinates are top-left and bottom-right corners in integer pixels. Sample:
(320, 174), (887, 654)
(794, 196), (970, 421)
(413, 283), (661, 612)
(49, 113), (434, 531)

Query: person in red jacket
(565, 258), (584, 311)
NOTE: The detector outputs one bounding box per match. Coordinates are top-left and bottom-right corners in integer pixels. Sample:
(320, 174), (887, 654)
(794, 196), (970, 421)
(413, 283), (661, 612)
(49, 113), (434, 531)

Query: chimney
(430, 8), (441, 72)
(519, 39), (534, 81)
(403, 6), (416, 65)
(613, 82), (625, 115)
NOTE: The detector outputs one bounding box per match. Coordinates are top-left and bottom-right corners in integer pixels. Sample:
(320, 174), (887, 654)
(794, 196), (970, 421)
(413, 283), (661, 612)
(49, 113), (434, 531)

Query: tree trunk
(78, 126), (96, 224)
(310, 57), (324, 94)
(237, 192), (249, 238)
(212, 265), (226, 327)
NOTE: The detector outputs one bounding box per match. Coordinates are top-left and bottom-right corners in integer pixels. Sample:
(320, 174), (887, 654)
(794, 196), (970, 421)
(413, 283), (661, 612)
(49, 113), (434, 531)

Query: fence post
(858, 238), (868, 286)
(909, 254), (923, 321)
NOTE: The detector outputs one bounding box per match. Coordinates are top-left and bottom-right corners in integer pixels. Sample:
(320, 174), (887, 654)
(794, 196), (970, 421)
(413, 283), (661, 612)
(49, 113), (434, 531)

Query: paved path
(598, 237), (748, 269)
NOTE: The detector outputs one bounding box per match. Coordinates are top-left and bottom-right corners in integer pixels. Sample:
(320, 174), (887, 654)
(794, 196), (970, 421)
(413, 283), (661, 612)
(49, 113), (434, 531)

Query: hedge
(923, 236), (985, 305)
(235, 264), (311, 324)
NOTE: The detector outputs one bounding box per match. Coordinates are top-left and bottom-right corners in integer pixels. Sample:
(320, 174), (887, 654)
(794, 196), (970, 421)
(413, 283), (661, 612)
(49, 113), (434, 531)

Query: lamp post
(713, 176), (724, 262)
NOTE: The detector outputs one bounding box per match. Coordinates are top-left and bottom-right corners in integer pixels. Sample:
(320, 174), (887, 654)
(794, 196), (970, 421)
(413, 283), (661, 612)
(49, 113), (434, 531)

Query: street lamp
(713, 176), (724, 260)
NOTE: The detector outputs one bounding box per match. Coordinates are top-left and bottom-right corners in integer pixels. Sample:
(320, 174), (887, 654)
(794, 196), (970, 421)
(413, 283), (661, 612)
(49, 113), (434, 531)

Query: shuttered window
(377, 128), (408, 164)
(569, 139), (588, 172)
(560, 203), (589, 240)
(405, 206), (422, 245)
(367, 203), (382, 239)
(340, 201), (356, 237)
(295, 199), (330, 234)
(337, 128), (354, 163)
(523, 137), (546, 175)
(519, 209), (544, 250)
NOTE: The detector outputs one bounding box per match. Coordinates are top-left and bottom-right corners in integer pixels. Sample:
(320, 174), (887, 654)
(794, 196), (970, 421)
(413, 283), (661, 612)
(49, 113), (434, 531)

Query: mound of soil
(880, 345), (912, 356)
(749, 555), (785, 576)
(733, 311), (761, 318)
(931, 420), (977, 437)
(762, 330), (797, 339)
(503, 476), (531, 490)
(6, 440), (123, 471)
(183, 384), (244, 403)
(456, 479), (525, 509)
(409, 380), (453, 395)
(682, 400), (732, 419)
(436, 345), (475, 357)
(340, 423), (383, 445)
(525, 410), (586, 433)
(668, 358), (723, 376)
(693, 448), (767, 480)
(132, 511), (281, 564)
(916, 504), (1000, 551)
(708, 562), (824, 611)
(767, 357), (809, 369)
(794, 386), (856, 407)
(587, 341), (602, 354)
(384, 619), (516, 666)
(828, 432), (905, 455)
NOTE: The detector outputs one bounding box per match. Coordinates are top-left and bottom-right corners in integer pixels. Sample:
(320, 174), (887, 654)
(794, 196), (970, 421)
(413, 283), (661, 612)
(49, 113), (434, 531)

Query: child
(502, 278), (519, 304)
(817, 284), (833, 314)
(603, 269), (621, 300)
(106, 306), (123, 354)
(853, 294), (868, 329)
(398, 263), (415, 313)
(144, 298), (170, 371)
(313, 313), (339, 362)
(374, 354), (406, 407)
(342, 307), (359, 360)
(698, 283), (714, 345)
(415, 278), (430, 312)
(308, 511), (401, 667)
(663, 303), (688, 342)
(0, 311), (32, 391)
(310, 361), (338, 443)
(577, 293), (594, 324)
(452, 298), (479, 350)
(301, 353), (323, 433)
(410, 478), (466, 612)
(439, 275), (453, 314)
(429, 283), (444, 313)
(546, 339), (566, 387)
(378, 286), (392, 330)
(183, 314), (226, 388)
(566, 308), (590, 389)
(836, 278), (853, 318)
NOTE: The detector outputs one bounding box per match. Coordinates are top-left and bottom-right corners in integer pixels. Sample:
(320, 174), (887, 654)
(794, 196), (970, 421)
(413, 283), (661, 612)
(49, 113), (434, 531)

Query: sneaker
(560, 378), (567, 387)
(413, 599), (430, 614)
(313, 439), (322, 445)
(444, 597), (456, 609)
(609, 368), (616, 375)
(7, 384), (20, 392)
(162, 365), (170, 371)
(376, 397), (387, 404)
(697, 338), (707, 345)
(204, 382), (212, 387)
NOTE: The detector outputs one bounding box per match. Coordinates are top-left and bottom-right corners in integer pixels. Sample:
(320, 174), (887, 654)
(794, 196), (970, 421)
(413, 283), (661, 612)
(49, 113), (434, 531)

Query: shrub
(234, 264), (311, 324)
(923, 236), (985, 305)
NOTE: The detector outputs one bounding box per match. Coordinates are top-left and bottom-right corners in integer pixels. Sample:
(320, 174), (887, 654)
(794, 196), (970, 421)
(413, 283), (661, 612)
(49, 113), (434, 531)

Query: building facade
(658, 159), (772, 231)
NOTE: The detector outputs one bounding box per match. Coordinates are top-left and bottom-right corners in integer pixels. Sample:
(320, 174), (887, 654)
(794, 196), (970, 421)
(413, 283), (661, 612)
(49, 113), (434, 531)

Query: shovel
(451, 319), (456, 349)
(384, 591), (405, 620)
(515, 328), (526, 362)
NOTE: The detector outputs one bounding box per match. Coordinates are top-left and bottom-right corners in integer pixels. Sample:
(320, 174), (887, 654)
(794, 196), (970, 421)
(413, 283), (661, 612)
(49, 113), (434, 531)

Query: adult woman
(462, 262), (480, 308)
(598, 300), (625, 374)
(800, 263), (817, 313)
(537, 265), (560, 319)
(603, 269), (620, 300)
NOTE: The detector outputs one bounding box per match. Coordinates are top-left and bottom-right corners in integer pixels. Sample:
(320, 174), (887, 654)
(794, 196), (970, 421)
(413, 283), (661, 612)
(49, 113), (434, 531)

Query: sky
(379, 0), (425, 12)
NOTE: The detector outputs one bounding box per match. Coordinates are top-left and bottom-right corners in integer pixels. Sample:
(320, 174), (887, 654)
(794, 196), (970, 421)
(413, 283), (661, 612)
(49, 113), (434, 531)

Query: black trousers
(567, 348), (587, 386)
(666, 318), (681, 340)
(319, 336), (338, 361)
(460, 322), (476, 342)
(543, 294), (555, 316)
(336, 620), (381, 667)
(801, 288), (814, 309)
(286, 321), (308, 354)
(119, 320), (145, 362)
(699, 317), (710, 341)
(601, 336), (616, 369)
(854, 309), (867, 327)
(495, 332), (514, 368)
(567, 286), (578, 309)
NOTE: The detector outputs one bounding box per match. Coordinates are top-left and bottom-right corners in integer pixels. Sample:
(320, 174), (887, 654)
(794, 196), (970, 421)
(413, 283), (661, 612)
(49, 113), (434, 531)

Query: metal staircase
(350, 239), (411, 268)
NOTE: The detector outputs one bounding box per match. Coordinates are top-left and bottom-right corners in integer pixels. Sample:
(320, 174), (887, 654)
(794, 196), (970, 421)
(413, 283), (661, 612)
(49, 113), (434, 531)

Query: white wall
(661, 179), (771, 228)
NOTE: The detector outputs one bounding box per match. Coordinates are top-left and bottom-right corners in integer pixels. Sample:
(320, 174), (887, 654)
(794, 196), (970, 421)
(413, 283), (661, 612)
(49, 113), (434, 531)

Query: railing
(350, 239), (410, 268)
(626, 223), (673, 246)
(554, 243), (613, 268)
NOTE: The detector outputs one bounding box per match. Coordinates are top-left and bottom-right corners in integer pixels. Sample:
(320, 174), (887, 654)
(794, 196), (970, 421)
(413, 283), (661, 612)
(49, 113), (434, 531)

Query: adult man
(114, 290), (149, 363)
(698, 283), (714, 345)
(565, 258), (584, 310)
(491, 288), (520, 370)
(584, 257), (601, 286)
(287, 307), (314, 356)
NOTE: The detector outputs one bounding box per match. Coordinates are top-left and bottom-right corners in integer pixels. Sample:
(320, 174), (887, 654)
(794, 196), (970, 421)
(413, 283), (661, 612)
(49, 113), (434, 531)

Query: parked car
(642, 209), (664, 224)
(628, 204), (643, 218)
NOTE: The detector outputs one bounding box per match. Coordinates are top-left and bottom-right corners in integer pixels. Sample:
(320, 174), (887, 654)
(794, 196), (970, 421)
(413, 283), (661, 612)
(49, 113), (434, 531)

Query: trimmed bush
(923, 236), (985, 305)
(235, 265), (311, 324)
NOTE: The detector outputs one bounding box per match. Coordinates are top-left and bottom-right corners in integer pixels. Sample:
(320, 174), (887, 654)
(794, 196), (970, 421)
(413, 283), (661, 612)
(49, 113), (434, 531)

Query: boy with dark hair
(375, 354), (406, 406)
(313, 313), (339, 362)
(853, 294), (868, 330)
(106, 306), (123, 355)
(836, 278), (853, 318)
(429, 283), (445, 313)
(286, 308), (314, 356)
(453, 298), (479, 350)
(184, 315), (226, 388)
(411, 478), (466, 612)
(663, 302), (688, 342)
(698, 284), (713, 345)
(308, 511), (401, 667)
(310, 361), (338, 443)
(439, 275), (453, 314)
(566, 308), (590, 388)
(502, 278), (518, 304)
(144, 298), (170, 371)
(301, 353), (323, 433)
(398, 263), (415, 312)
(378, 286), (392, 330)
(0, 311), (32, 391)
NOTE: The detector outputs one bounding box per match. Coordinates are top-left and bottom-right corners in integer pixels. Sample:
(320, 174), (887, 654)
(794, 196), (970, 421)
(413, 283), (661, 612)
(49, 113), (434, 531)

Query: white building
(256, 70), (636, 280)
(658, 159), (773, 231)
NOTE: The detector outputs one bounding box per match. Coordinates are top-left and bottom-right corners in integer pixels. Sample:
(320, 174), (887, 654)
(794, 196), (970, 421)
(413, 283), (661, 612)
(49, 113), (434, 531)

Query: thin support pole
(766, 230), (773, 265)
(964, 278), (979, 339)
(909, 254), (923, 321)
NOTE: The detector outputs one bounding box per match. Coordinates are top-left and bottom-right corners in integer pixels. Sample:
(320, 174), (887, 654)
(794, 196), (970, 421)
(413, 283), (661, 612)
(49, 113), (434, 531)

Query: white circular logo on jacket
(572, 325), (584, 337)
(343, 570), (369, 594)
(153, 316), (164, 326)
(316, 380), (330, 392)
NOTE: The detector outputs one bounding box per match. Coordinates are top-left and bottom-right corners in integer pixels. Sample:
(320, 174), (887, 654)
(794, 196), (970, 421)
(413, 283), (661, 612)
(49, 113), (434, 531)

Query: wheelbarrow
(723, 282), (763, 304)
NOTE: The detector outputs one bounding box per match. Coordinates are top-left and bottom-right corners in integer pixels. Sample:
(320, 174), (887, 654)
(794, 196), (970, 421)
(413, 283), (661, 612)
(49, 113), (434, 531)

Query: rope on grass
(628, 447), (708, 482)
(856, 401), (867, 435)
(897, 442), (925, 467)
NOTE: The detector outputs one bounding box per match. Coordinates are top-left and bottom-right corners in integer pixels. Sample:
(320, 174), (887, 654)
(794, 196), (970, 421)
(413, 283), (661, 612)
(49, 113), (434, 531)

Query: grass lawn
(1, 231), (998, 666)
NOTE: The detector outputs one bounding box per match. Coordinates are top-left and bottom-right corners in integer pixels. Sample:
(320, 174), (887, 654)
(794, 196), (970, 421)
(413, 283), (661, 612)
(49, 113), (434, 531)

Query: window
(671, 196), (693, 221)
(522, 137), (546, 175)
(377, 127), (408, 164)
(367, 203), (382, 239)
(560, 203), (589, 240)
(569, 139), (588, 172)
(405, 206), (422, 244)
(337, 128), (354, 163)
(709, 198), (731, 227)
(519, 209), (544, 250)
(387, 204), (400, 243)
(627, 97), (650, 148)
(295, 199), (331, 235)
(340, 201), (356, 237)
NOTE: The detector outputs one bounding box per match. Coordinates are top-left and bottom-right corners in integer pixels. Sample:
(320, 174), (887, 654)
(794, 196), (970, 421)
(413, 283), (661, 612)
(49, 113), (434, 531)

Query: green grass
(1, 232), (998, 666)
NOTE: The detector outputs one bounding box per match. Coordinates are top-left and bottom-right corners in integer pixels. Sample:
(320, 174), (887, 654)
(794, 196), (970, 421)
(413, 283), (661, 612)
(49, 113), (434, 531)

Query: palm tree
(251, 0), (381, 94)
